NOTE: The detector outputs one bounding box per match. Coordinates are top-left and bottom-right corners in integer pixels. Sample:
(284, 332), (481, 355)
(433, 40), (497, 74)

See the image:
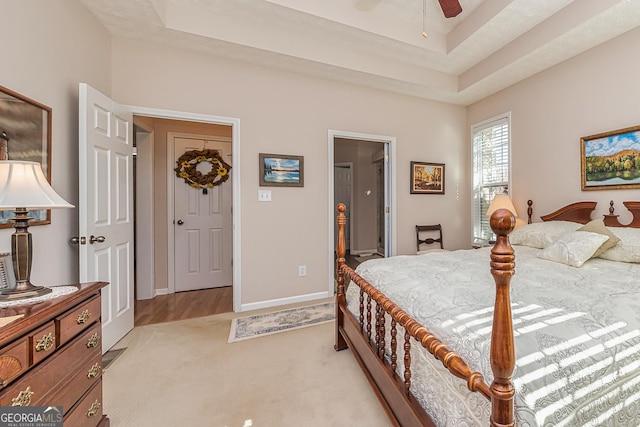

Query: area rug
(228, 301), (334, 343)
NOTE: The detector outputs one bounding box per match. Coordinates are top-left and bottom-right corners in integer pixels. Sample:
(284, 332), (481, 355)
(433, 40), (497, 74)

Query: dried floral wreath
(175, 149), (231, 194)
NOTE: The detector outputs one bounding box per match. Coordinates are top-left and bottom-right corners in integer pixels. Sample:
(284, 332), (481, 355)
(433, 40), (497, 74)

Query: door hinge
(385, 206), (390, 214)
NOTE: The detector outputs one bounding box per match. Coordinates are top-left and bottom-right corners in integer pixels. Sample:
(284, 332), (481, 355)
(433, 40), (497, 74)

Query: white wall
(110, 38), (468, 306)
(0, 1), (111, 286)
(468, 27), (640, 225)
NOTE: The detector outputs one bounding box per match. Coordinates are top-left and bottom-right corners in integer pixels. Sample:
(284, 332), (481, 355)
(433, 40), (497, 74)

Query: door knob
(89, 235), (105, 244)
(177, 220), (184, 225)
(69, 236), (86, 245)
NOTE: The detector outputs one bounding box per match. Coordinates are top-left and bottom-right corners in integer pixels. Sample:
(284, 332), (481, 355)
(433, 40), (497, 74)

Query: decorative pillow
(577, 219), (620, 257)
(599, 227), (640, 263)
(537, 231), (610, 267)
(509, 221), (581, 249)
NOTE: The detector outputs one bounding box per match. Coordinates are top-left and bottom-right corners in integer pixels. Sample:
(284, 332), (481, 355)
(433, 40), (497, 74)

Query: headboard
(531, 200), (640, 228)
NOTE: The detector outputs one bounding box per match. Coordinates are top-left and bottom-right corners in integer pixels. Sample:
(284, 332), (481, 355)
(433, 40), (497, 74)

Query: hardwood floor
(134, 286), (233, 326)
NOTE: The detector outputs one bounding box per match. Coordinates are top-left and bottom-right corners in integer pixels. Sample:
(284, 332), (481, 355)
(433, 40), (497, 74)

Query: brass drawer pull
(0, 379), (8, 389)
(11, 386), (33, 406)
(35, 332), (55, 352)
(77, 309), (91, 324)
(87, 400), (101, 417)
(86, 333), (100, 349)
(87, 363), (101, 379)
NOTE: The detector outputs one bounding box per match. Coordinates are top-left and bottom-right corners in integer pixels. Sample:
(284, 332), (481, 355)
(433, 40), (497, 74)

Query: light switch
(258, 190), (271, 202)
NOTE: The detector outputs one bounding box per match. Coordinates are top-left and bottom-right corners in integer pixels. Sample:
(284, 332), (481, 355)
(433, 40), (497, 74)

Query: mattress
(347, 246), (640, 426)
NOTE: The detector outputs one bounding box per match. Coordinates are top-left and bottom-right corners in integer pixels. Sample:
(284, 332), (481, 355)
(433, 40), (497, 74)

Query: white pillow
(577, 219), (620, 257)
(537, 231), (609, 267)
(599, 227), (640, 263)
(509, 221), (581, 249)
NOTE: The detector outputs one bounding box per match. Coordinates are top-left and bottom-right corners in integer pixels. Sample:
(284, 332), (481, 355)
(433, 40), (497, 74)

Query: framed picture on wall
(0, 85), (52, 228)
(581, 125), (640, 190)
(410, 161), (445, 194)
(259, 153), (304, 187)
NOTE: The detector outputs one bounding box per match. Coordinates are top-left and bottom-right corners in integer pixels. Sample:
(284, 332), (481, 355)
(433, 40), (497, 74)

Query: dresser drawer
(43, 351), (101, 415)
(57, 295), (101, 346)
(64, 378), (103, 427)
(0, 337), (28, 390)
(29, 321), (57, 365)
(0, 323), (101, 407)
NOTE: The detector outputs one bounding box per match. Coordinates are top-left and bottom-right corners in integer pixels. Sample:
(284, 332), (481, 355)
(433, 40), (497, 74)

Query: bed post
(489, 209), (516, 427)
(334, 203), (348, 351)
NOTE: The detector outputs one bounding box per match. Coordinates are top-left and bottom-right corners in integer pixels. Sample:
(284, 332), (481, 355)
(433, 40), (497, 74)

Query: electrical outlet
(298, 265), (307, 277)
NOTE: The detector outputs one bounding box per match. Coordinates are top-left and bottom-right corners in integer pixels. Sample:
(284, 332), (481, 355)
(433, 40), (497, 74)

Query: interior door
(174, 135), (232, 292)
(79, 83), (134, 353)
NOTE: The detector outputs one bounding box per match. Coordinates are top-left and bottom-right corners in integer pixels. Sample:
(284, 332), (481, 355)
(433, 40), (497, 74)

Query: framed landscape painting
(0, 85), (52, 228)
(410, 161), (445, 194)
(581, 125), (640, 190)
(259, 153), (304, 187)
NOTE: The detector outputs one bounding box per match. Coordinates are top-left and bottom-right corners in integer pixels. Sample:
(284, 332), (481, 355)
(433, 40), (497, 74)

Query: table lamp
(0, 161), (73, 301)
(486, 194), (518, 217)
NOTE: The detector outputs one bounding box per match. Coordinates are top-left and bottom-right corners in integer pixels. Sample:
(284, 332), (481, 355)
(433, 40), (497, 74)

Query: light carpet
(228, 302), (334, 343)
(103, 305), (390, 427)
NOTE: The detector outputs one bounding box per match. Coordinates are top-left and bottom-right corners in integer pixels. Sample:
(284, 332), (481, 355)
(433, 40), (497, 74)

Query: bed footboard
(334, 203), (516, 427)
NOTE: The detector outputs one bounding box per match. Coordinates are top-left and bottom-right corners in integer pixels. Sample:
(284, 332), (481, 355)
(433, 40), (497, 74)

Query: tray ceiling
(81, 0), (640, 105)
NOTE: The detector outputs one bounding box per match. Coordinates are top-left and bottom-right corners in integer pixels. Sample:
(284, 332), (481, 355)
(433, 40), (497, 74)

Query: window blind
(471, 115), (510, 243)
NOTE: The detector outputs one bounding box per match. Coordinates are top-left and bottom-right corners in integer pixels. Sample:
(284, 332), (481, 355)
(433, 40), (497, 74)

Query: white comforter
(348, 246), (640, 426)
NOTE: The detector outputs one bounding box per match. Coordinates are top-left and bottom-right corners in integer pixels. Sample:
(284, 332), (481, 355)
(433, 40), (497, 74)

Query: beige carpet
(103, 304), (391, 426)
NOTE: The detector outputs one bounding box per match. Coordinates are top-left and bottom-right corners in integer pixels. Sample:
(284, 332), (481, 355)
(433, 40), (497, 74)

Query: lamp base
(0, 285), (52, 301)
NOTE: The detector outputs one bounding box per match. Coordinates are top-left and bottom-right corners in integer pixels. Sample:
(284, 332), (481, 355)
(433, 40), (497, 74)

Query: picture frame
(0, 252), (16, 291)
(581, 125), (640, 191)
(410, 161), (445, 194)
(0, 85), (52, 227)
(259, 153), (304, 187)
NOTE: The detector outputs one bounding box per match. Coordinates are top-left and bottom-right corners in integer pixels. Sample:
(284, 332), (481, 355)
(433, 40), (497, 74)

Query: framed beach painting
(581, 125), (640, 190)
(410, 161), (445, 194)
(259, 153), (304, 187)
(0, 85), (52, 228)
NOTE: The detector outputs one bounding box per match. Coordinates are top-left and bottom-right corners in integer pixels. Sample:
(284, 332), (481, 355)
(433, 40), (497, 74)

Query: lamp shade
(0, 161), (73, 210)
(486, 194), (517, 217)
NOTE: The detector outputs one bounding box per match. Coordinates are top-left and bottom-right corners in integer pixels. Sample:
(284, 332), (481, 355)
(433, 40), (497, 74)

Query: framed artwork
(581, 125), (640, 191)
(0, 252), (16, 291)
(0, 85), (52, 227)
(410, 161), (445, 194)
(259, 153), (304, 187)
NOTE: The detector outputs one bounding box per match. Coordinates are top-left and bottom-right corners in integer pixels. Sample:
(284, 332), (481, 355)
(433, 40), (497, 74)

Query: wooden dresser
(0, 282), (109, 427)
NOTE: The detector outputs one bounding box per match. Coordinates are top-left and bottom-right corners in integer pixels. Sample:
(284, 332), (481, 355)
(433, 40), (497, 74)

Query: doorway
(131, 109), (241, 313)
(327, 130), (396, 293)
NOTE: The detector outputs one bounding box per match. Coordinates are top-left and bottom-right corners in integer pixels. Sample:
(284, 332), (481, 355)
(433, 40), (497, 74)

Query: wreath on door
(175, 149), (231, 193)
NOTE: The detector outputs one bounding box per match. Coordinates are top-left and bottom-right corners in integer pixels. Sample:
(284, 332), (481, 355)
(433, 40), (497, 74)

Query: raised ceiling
(81, 0), (640, 105)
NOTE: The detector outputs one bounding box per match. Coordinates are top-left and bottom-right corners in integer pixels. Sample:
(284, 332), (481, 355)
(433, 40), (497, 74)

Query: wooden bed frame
(334, 200), (640, 426)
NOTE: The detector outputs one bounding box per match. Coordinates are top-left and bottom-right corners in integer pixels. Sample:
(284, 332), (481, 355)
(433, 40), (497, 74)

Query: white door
(79, 83), (134, 353)
(334, 164), (352, 251)
(174, 135), (232, 292)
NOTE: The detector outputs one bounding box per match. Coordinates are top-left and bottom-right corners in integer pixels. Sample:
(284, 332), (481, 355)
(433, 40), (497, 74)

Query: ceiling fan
(438, 0), (462, 18)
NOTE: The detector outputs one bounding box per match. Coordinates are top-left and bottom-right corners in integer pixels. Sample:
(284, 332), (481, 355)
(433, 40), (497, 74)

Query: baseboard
(239, 291), (331, 312)
(154, 288), (169, 297)
(351, 249), (378, 256)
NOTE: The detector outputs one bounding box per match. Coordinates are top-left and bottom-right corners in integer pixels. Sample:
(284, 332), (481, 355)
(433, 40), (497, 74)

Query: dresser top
(0, 282), (107, 346)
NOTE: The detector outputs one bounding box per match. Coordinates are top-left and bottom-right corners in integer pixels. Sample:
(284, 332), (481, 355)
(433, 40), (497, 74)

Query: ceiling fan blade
(438, 0), (462, 18)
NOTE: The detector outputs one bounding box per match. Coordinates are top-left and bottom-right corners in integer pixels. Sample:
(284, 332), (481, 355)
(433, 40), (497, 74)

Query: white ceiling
(81, 0), (640, 105)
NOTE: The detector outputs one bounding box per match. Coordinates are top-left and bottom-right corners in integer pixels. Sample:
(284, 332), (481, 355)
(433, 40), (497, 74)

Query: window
(471, 113), (510, 244)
